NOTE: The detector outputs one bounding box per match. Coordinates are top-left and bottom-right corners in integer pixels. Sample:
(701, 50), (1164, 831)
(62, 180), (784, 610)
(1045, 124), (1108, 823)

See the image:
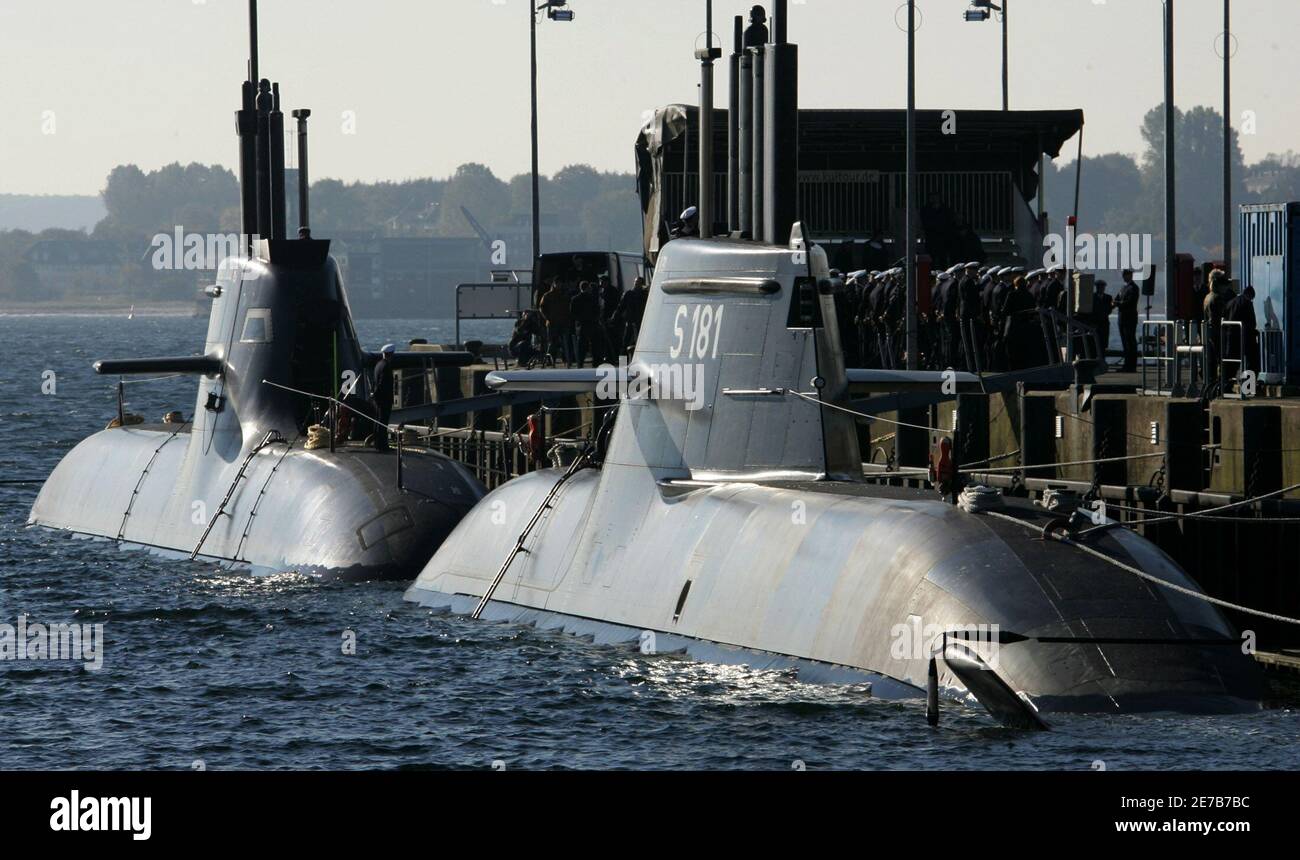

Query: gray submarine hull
(29, 246), (486, 581)
(405, 464), (1261, 715)
(404, 232), (1265, 721)
(29, 24), (487, 582)
(30, 423), (482, 581)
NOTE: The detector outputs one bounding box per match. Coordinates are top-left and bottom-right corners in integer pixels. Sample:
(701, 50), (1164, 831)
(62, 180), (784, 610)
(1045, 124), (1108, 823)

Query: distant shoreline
(0, 302), (197, 317)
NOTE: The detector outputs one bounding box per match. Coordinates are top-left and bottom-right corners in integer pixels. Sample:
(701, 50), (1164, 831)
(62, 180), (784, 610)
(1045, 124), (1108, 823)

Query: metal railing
(1261, 327), (1286, 385)
(1038, 308), (1101, 367)
(1141, 320), (1177, 395)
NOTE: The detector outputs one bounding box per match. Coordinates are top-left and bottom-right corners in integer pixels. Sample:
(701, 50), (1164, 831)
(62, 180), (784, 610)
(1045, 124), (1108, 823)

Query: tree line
(0, 161), (644, 303)
(5, 103), (1300, 304)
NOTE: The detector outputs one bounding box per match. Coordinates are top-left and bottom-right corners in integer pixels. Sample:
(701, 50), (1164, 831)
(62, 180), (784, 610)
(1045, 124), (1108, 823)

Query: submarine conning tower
(609, 0), (862, 483)
(30, 1), (486, 580)
(90, 5), (470, 448)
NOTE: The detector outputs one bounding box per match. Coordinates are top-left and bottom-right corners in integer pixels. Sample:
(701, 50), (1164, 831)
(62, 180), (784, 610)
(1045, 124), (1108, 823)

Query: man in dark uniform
(1001, 276), (1039, 369)
(371, 343), (396, 451)
(617, 276), (649, 356)
(832, 271), (859, 367)
(988, 267), (1016, 371)
(928, 271), (947, 369)
(1116, 268), (1141, 373)
(1039, 266), (1065, 312)
(959, 262), (984, 373)
(1226, 285), (1259, 375)
(857, 273), (882, 367)
(1092, 279), (1114, 361)
(980, 268), (1000, 371)
(599, 274), (621, 355)
(880, 269), (903, 369)
(941, 266), (964, 370)
(539, 278), (573, 364)
(570, 280), (603, 367)
(1203, 270), (1233, 386)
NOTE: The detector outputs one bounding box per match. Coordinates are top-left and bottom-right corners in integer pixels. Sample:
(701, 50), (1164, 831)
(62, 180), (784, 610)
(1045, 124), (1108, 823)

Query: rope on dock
(958, 451), (1166, 474)
(984, 509), (1300, 627)
(958, 449), (1020, 469)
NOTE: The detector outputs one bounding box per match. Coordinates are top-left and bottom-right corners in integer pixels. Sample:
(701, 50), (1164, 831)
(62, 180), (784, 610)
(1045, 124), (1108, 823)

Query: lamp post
(1222, 0), (1231, 276)
(531, 1), (575, 271)
(965, 1), (1008, 110)
(906, 0), (917, 369)
(1163, 0), (1176, 320)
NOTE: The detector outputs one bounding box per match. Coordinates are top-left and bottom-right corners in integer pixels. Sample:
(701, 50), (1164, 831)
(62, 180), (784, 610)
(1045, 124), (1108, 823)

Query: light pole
(531, 1), (574, 271)
(1222, 0), (1231, 276)
(965, 1), (1008, 110)
(906, 0), (917, 369)
(1163, 0), (1176, 320)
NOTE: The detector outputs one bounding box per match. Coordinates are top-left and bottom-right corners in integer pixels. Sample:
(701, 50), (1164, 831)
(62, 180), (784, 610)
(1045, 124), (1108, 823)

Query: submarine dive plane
(405, 1), (1265, 727)
(29, 7), (485, 580)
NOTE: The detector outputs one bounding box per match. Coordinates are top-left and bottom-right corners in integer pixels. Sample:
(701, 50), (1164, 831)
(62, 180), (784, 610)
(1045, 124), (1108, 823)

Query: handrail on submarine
(189, 429), (287, 562)
(470, 445), (596, 621)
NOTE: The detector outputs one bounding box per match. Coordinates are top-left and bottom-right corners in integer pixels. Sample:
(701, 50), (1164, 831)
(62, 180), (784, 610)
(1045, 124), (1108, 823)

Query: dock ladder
(470, 448), (594, 620)
(189, 429), (286, 561)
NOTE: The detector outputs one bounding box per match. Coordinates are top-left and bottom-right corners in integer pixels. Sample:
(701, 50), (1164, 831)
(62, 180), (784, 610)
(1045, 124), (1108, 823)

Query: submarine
(28, 6), (485, 580)
(405, 1), (1266, 726)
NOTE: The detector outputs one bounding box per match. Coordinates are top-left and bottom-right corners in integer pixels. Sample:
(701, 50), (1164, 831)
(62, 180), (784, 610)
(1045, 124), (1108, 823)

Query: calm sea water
(1, 313), (1297, 770)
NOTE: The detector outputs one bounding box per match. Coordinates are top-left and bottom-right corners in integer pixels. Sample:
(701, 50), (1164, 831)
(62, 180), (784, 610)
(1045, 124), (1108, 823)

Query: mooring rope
(960, 450), (1166, 474)
(1103, 498), (1300, 525)
(983, 509), (1300, 627)
(784, 389), (946, 433)
(260, 379), (390, 432)
(1078, 483), (1300, 532)
(958, 449), (1020, 469)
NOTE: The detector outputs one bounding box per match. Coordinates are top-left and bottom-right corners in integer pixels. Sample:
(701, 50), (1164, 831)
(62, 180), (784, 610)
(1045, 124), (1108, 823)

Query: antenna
(248, 0), (259, 84)
(696, 1), (720, 238)
(237, 0), (261, 250)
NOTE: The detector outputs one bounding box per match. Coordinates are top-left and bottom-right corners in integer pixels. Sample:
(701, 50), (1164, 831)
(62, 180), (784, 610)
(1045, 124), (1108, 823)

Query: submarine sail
(404, 0), (1264, 724)
(28, 3), (486, 581)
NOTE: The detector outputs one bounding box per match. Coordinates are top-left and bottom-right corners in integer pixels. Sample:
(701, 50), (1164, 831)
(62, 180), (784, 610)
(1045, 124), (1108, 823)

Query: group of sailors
(832, 262), (1137, 373)
(1199, 268), (1261, 382)
(513, 275), (650, 368)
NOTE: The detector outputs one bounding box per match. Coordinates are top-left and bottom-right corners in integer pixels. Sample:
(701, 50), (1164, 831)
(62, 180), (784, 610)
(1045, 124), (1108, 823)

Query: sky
(0, 0), (1295, 197)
